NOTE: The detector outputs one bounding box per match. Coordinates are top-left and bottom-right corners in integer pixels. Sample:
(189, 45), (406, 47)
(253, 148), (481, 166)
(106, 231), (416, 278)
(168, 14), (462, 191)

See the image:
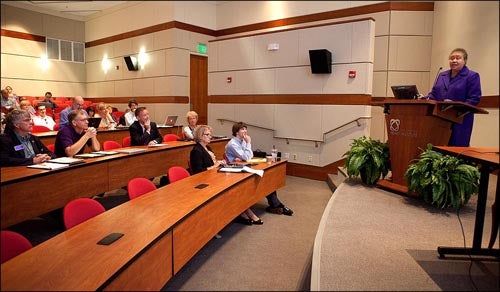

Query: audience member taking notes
(0, 109), (55, 166)
(54, 109), (100, 157)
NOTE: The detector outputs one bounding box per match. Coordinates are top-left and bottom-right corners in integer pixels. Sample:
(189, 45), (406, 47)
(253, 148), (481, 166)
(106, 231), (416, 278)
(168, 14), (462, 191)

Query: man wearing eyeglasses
(0, 109), (55, 166)
(58, 96), (87, 129)
(54, 109), (100, 157)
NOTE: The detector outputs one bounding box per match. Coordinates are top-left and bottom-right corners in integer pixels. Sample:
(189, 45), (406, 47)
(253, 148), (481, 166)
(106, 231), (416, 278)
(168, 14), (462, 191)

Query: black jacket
(129, 121), (162, 146)
(189, 142), (215, 174)
(0, 130), (56, 166)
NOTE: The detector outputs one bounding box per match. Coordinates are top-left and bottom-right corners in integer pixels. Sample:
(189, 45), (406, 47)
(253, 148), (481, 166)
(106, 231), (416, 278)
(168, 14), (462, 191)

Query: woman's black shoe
(237, 217), (253, 225)
(252, 218), (264, 225)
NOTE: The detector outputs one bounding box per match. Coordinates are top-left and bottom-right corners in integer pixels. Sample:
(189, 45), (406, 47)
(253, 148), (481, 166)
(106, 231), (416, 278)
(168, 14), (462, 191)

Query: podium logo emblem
(390, 119), (400, 132)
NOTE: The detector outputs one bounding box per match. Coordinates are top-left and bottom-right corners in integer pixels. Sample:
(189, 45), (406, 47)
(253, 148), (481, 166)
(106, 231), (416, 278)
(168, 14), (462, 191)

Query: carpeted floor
(162, 175), (333, 291)
(315, 175), (499, 291)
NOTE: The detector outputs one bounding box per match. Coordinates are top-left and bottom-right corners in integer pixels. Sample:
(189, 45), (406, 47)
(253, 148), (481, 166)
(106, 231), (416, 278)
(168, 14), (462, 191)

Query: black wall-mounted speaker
(124, 56), (138, 71)
(309, 49), (332, 74)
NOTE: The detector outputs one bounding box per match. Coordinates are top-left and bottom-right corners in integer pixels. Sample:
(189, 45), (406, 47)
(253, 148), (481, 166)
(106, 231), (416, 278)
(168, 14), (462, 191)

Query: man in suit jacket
(0, 109), (55, 166)
(129, 107), (162, 146)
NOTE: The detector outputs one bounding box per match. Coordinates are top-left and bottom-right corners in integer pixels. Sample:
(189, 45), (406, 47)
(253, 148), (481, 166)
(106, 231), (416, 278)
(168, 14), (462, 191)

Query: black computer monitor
(391, 85), (420, 99)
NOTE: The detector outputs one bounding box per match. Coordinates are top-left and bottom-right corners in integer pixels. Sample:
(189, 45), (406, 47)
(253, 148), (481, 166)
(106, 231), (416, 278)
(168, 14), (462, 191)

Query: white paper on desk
(48, 157), (85, 164)
(91, 151), (119, 155)
(27, 162), (69, 170)
(148, 143), (168, 147)
(219, 166), (264, 177)
(74, 153), (104, 158)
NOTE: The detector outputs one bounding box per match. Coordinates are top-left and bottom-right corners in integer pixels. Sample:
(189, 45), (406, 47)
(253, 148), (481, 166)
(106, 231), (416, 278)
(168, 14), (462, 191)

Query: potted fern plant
(404, 144), (480, 209)
(343, 136), (390, 185)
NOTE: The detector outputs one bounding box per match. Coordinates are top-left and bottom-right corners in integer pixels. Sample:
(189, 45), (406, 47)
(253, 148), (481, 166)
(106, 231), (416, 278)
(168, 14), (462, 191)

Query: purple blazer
(426, 66), (482, 146)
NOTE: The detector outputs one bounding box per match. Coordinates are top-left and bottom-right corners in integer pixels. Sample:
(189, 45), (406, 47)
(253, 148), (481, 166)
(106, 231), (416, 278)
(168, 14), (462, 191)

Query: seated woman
(182, 111), (198, 140)
(189, 124), (263, 225)
(86, 106), (96, 118)
(95, 102), (116, 129)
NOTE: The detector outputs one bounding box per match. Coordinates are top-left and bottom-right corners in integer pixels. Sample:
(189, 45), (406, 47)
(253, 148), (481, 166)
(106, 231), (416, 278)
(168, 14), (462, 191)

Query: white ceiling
(3, 1), (128, 20)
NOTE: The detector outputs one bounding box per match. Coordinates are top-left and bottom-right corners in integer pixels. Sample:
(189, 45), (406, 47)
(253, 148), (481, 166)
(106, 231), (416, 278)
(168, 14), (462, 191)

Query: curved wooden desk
(1, 160), (287, 291)
(0, 138), (229, 229)
(34, 125), (183, 145)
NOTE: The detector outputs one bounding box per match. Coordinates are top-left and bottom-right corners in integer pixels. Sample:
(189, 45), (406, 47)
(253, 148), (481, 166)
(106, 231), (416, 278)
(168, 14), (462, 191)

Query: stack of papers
(27, 162), (70, 170)
(148, 143), (168, 147)
(218, 166), (264, 177)
(48, 157), (85, 165)
(74, 151), (120, 158)
(115, 148), (147, 154)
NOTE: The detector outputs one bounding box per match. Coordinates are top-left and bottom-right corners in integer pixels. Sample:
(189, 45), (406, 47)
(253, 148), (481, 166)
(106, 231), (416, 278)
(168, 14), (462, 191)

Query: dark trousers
(266, 191), (282, 208)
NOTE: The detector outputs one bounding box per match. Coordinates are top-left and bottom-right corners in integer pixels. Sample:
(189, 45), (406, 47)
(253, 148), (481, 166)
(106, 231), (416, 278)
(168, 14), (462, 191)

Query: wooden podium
(374, 99), (488, 194)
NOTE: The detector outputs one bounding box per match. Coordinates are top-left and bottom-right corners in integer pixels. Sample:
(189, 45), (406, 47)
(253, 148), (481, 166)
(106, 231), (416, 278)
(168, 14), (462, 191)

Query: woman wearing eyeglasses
(425, 48), (482, 146)
(189, 124), (263, 225)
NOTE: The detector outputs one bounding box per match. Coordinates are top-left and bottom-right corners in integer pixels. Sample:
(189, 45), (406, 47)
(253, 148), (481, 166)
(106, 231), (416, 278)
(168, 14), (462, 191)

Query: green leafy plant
(343, 136), (390, 185)
(405, 144), (480, 209)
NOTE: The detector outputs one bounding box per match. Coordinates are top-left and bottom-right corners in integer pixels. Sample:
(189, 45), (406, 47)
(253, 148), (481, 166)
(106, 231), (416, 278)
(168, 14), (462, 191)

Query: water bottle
(271, 145), (278, 162)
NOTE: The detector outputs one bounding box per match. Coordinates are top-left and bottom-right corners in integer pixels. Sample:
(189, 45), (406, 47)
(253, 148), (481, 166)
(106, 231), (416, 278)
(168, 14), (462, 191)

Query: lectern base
(438, 246), (500, 260)
(376, 179), (409, 195)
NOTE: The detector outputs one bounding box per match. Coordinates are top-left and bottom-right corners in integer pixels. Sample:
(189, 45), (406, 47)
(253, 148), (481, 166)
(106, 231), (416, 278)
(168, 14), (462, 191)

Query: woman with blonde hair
(182, 111), (198, 140)
(190, 124), (264, 225)
(95, 102), (116, 129)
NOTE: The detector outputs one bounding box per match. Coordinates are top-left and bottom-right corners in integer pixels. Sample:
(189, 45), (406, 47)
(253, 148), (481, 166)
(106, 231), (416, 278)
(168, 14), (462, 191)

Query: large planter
(343, 136), (390, 186)
(404, 144), (480, 209)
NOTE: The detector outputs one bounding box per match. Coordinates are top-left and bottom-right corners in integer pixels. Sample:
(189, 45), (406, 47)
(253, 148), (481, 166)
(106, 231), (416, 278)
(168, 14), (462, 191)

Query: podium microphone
(432, 67), (443, 88)
(425, 67), (443, 99)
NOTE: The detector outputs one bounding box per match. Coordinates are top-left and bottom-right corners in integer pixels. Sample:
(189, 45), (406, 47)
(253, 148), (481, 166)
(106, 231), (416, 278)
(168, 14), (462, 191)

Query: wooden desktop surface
(34, 125), (184, 145)
(1, 160), (286, 291)
(0, 138), (229, 229)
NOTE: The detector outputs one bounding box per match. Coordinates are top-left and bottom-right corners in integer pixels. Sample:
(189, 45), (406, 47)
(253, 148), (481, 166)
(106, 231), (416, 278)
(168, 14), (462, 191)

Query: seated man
(32, 104), (56, 130)
(124, 99), (138, 126)
(225, 121), (293, 216)
(129, 107), (162, 146)
(0, 109), (55, 166)
(59, 96), (86, 129)
(41, 91), (58, 109)
(54, 109), (100, 157)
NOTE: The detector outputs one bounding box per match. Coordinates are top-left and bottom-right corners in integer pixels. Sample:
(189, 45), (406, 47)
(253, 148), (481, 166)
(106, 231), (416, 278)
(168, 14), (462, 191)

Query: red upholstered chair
(46, 143), (55, 153)
(163, 134), (180, 142)
(103, 140), (122, 151)
(63, 198), (105, 230)
(112, 111), (125, 123)
(31, 125), (52, 133)
(168, 166), (191, 183)
(1, 230), (32, 264)
(122, 136), (131, 147)
(127, 177), (157, 200)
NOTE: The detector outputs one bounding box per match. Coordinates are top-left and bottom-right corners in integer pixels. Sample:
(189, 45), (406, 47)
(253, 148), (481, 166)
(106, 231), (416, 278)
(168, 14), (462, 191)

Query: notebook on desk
(163, 115), (178, 126)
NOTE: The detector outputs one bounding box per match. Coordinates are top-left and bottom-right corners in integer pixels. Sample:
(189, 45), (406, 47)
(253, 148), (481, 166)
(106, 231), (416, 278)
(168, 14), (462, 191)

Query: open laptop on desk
(391, 85), (420, 100)
(163, 115), (178, 126)
(87, 117), (101, 128)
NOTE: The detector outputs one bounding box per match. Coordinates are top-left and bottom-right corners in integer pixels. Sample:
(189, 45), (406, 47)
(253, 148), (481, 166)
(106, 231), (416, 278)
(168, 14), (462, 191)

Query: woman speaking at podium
(425, 48), (482, 147)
